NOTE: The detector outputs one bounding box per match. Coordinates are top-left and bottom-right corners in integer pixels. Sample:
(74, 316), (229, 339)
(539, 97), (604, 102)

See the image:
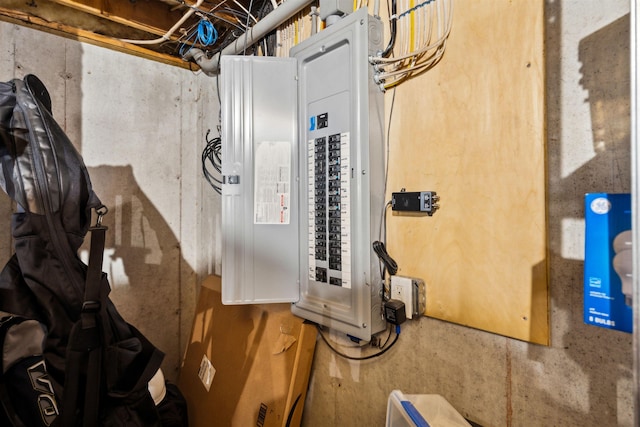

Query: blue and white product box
(584, 193), (632, 333)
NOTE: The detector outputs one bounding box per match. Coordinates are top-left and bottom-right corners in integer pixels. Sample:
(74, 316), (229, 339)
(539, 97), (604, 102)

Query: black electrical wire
(202, 129), (222, 194)
(381, 0), (397, 57)
(382, 89), (397, 215)
(373, 240), (398, 276)
(316, 324), (401, 361)
(256, 0), (277, 56)
(215, 50), (222, 107)
(376, 201), (393, 283)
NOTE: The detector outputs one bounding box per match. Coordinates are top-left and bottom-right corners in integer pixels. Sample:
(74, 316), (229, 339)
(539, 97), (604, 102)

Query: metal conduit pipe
(311, 6), (319, 35)
(184, 0), (315, 75)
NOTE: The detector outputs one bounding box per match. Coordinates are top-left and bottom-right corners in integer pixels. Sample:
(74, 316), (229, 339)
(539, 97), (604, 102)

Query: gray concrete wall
(0, 0), (634, 426)
(0, 22), (221, 381)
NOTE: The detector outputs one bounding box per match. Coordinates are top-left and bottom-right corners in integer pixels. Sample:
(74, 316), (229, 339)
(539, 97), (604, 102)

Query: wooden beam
(0, 7), (197, 70)
(47, 0), (194, 38)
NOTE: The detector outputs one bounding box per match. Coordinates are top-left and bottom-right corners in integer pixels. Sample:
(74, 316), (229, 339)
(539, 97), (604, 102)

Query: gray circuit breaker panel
(291, 7), (386, 339)
(220, 7), (386, 340)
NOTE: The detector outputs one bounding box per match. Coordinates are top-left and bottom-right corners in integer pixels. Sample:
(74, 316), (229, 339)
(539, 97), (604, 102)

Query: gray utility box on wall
(220, 7), (386, 341)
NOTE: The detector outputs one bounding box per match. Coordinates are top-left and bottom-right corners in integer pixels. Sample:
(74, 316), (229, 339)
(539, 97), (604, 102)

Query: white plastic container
(385, 390), (471, 427)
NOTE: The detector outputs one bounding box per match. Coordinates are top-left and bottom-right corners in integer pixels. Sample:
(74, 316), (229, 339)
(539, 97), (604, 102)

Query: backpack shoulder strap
(61, 207), (108, 427)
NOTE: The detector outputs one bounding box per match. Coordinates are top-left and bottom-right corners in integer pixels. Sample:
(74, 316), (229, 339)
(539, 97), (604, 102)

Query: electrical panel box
(220, 7), (386, 340)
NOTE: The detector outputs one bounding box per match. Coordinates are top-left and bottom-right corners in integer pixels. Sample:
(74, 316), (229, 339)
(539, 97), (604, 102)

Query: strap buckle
(82, 301), (101, 313)
(94, 205), (108, 228)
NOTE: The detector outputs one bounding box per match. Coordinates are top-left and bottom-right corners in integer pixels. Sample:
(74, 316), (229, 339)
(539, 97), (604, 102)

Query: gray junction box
(220, 7), (386, 341)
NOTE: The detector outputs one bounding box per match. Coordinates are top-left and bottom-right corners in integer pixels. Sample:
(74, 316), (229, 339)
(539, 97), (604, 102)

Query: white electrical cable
(372, 0), (453, 88)
(276, 27), (283, 57)
(120, 0), (205, 45)
(372, 0), (451, 64)
(376, 45), (447, 79)
(233, 0), (259, 24)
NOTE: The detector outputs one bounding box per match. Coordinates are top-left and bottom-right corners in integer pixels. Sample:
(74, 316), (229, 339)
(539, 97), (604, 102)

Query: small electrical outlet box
(384, 299), (406, 325)
(391, 191), (439, 215)
(391, 276), (426, 319)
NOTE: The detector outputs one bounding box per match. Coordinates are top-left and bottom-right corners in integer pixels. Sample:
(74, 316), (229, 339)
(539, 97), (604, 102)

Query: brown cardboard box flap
(179, 275), (316, 427)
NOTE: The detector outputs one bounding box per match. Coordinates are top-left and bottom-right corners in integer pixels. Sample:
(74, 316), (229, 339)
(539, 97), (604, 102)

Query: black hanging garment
(0, 74), (168, 426)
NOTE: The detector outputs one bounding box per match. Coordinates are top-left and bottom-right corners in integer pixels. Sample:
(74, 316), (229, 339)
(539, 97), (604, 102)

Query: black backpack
(0, 74), (187, 426)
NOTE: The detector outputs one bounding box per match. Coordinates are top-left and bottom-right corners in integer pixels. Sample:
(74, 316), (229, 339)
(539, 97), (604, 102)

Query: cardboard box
(179, 275), (316, 427)
(583, 193), (633, 333)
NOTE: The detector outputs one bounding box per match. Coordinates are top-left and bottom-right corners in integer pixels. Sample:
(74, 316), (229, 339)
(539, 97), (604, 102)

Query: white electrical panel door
(291, 7), (386, 340)
(220, 56), (299, 304)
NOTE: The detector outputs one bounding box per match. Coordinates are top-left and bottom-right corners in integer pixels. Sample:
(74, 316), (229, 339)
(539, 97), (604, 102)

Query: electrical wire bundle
(217, 0), (275, 56)
(202, 129), (223, 194)
(172, 0), (273, 58)
(371, 0), (453, 90)
(256, 0), (278, 56)
(316, 323), (401, 360)
(179, 17), (219, 57)
(276, 11), (310, 57)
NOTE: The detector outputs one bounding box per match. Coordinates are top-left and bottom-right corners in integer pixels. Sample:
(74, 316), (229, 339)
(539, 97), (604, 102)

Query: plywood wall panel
(386, 0), (548, 344)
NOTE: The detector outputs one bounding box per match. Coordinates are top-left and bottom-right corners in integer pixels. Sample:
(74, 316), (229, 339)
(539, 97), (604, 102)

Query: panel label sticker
(254, 140), (291, 224)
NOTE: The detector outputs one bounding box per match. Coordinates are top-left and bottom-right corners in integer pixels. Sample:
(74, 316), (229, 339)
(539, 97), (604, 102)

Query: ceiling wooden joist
(0, 0), (252, 69)
(49, 0), (193, 37)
